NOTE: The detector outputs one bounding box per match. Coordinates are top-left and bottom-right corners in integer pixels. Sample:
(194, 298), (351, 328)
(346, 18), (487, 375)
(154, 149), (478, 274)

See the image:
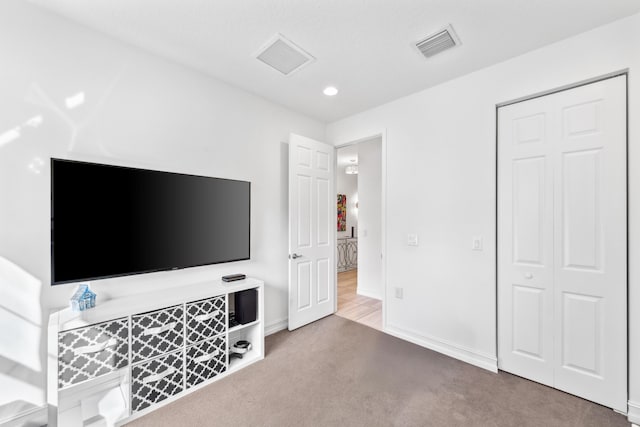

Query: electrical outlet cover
(472, 236), (483, 251)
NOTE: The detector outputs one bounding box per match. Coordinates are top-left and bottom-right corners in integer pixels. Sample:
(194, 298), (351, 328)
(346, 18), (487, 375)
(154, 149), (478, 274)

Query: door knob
(524, 272), (533, 279)
(290, 253), (303, 259)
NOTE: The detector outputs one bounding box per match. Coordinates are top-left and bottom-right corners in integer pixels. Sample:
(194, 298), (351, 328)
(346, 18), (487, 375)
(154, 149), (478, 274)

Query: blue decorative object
(70, 284), (97, 312)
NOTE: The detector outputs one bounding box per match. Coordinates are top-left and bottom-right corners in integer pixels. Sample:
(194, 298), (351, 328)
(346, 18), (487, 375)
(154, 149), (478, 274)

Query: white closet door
(498, 94), (555, 387)
(498, 76), (627, 412)
(551, 77), (626, 410)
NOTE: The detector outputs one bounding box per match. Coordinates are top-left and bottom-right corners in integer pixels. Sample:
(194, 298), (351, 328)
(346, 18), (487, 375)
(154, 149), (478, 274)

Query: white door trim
(334, 129), (388, 330)
(497, 69), (628, 108)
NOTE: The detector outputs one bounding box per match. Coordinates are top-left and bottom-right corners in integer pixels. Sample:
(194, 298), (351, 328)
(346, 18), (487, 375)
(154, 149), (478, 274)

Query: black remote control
(222, 274), (246, 282)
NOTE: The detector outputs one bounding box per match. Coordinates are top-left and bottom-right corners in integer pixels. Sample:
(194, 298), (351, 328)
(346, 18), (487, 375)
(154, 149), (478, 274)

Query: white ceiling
(27, 0), (640, 122)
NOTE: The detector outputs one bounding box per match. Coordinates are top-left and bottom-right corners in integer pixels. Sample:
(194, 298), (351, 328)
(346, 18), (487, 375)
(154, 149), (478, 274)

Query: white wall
(356, 138), (382, 299)
(0, 1), (324, 423)
(336, 162), (358, 239)
(327, 12), (640, 419)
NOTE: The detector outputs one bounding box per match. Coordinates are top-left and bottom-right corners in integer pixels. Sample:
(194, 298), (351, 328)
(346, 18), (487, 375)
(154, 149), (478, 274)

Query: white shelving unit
(228, 322), (262, 372)
(47, 278), (264, 427)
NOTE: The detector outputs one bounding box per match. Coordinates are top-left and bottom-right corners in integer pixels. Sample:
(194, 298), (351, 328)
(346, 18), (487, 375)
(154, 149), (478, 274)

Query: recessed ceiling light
(65, 92), (85, 109)
(323, 86), (338, 96)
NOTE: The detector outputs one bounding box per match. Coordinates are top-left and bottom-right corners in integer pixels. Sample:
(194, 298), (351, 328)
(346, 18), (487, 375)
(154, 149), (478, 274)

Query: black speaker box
(235, 288), (257, 325)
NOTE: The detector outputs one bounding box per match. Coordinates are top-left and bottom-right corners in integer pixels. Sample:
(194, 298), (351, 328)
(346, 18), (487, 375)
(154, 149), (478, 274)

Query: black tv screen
(51, 159), (250, 285)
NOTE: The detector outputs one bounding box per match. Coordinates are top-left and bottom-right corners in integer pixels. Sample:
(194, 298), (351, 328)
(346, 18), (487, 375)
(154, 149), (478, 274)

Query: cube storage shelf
(47, 278), (264, 427)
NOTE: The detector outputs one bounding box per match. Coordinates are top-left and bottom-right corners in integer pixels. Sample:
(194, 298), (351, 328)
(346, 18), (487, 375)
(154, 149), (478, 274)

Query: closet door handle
(143, 321), (178, 336)
(290, 253), (303, 259)
(195, 311), (221, 322)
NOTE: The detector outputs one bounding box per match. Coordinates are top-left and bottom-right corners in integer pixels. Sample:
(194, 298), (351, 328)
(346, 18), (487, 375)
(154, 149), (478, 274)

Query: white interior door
(288, 133), (335, 331)
(498, 76), (627, 411)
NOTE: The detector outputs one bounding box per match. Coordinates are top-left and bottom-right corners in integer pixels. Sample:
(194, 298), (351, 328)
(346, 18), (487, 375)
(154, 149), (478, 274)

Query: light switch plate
(407, 234), (418, 246)
(394, 287), (403, 299)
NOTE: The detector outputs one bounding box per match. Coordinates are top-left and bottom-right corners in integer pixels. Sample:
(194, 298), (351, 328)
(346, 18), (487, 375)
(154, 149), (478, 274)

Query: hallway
(335, 269), (382, 331)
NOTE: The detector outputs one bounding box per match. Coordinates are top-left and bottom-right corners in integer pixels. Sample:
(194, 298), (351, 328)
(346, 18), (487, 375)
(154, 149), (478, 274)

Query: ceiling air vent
(416, 24), (461, 58)
(255, 34), (315, 76)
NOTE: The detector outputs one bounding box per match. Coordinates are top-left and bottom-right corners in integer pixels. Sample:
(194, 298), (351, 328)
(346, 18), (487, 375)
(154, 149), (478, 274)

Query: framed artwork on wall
(337, 194), (346, 231)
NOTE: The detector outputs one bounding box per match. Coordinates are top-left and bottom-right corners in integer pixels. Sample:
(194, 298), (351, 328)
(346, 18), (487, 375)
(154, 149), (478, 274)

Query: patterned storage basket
(186, 296), (226, 343)
(131, 305), (184, 363)
(58, 318), (129, 388)
(186, 336), (227, 388)
(131, 351), (184, 413)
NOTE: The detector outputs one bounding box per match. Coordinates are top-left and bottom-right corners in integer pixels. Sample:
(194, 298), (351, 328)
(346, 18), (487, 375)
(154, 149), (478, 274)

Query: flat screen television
(51, 159), (250, 285)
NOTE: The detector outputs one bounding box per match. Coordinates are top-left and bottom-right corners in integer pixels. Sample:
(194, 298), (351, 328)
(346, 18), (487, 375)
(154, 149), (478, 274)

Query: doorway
(334, 137), (383, 330)
(497, 75), (627, 411)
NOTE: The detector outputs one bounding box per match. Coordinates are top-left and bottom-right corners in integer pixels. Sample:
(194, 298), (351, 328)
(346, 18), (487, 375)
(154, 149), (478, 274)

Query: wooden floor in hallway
(335, 269), (382, 331)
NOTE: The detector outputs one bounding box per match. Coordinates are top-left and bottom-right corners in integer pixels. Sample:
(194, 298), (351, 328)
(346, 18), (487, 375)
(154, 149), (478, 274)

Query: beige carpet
(127, 315), (628, 427)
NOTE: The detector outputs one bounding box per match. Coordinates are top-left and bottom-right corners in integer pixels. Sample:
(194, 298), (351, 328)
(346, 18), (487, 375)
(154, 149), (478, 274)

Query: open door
(288, 133), (335, 330)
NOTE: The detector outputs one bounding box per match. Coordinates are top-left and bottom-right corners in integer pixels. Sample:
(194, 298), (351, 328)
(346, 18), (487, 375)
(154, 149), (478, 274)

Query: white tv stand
(47, 278), (264, 426)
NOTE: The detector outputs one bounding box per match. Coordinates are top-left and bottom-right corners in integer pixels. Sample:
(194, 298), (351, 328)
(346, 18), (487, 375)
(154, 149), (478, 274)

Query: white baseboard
(0, 404), (48, 427)
(264, 318), (288, 336)
(356, 288), (382, 300)
(628, 400), (640, 424)
(384, 324), (498, 373)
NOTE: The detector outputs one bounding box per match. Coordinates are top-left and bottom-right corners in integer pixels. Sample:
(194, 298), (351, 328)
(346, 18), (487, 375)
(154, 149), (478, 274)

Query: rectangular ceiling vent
(416, 24), (461, 58)
(255, 34), (315, 76)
